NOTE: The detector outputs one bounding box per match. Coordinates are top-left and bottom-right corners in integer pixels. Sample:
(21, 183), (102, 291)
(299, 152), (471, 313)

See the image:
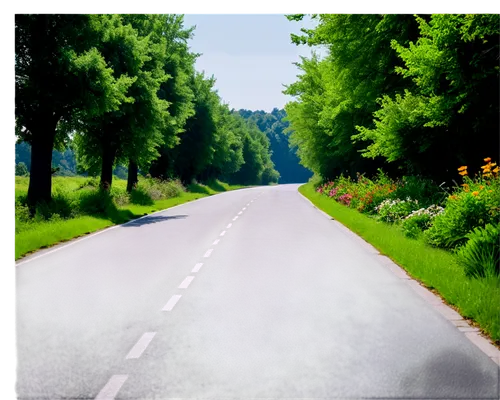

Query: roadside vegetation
(286, 14), (500, 344)
(15, 176), (244, 260)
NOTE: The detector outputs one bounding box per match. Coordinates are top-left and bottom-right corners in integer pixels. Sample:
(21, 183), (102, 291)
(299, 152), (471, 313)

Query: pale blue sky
(182, 14), (325, 112)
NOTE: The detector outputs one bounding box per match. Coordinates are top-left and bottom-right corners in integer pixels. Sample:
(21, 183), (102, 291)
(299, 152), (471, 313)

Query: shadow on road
(123, 214), (188, 227)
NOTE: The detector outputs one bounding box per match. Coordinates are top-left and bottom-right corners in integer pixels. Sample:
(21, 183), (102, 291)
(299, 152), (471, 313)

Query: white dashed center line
(238, 211), (243, 215)
(95, 375), (128, 400)
(220, 230), (226, 236)
(226, 223), (232, 229)
(243, 207), (246, 210)
(212, 239), (220, 245)
(204, 249), (213, 258)
(192, 263), (203, 272)
(232, 216), (239, 221)
(162, 295), (182, 311)
(179, 276), (195, 288)
(126, 332), (156, 359)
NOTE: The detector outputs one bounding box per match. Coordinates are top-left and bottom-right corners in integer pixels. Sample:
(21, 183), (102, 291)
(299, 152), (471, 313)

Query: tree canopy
(284, 14), (499, 182)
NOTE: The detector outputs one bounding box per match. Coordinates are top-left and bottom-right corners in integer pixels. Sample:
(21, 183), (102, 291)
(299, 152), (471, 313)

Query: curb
(297, 187), (500, 367)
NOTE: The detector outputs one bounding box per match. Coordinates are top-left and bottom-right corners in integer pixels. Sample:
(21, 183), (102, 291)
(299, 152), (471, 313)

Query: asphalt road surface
(16, 184), (499, 399)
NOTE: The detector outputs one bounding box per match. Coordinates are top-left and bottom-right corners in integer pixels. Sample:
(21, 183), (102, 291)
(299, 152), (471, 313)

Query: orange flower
(480, 185), (485, 190)
(462, 183), (469, 187)
(472, 191), (479, 196)
(459, 171), (468, 176)
(484, 157), (492, 162)
(457, 166), (467, 171)
(493, 166), (499, 174)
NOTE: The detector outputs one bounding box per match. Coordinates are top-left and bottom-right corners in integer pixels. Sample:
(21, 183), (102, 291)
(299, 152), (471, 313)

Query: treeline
(284, 14), (500, 182)
(238, 108), (313, 183)
(15, 14), (278, 210)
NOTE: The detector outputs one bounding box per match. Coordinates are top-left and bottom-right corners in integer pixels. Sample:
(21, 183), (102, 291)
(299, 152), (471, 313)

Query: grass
(299, 182), (500, 344)
(15, 176), (245, 261)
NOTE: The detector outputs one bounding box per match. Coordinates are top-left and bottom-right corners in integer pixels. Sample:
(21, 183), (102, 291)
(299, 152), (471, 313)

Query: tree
(15, 14), (134, 208)
(72, 15), (168, 190)
(353, 14), (500, 180)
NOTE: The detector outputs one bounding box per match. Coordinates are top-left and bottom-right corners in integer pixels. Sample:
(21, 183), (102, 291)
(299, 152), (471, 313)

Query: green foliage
(401, 205), (445, 239)
(456, 223), (500, 279)
(15, 162), (29, 176)
(237, 108), (312, 183)
(353, 14), (500, 180)
(425, 194), (496, 249)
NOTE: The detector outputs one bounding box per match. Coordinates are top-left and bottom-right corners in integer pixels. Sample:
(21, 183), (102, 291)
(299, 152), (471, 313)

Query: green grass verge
(299, 182), (500, 344)
(15, 178), (245, 261)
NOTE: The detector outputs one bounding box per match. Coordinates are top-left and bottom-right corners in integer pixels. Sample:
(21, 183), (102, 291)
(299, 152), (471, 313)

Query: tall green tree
(73, 15), (168, 190)
(15, 14), (134, 208)
(353, 14), (500, 179)
(149, 15), (197, 180)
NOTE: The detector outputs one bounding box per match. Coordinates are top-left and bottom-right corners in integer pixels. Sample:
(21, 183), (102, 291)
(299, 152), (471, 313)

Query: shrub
(401, 206), (443, 238)
(375, 198), (420, 223)
(391, 176), (443, 207)
(77, 189), (115, 215)
(130, 186), (154, 205)
(456, 223), (500, 279)
(424, 158), (500, 249)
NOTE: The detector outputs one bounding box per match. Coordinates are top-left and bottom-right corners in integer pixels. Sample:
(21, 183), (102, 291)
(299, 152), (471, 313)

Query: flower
(493, 166), (499, 174)
(459, 170), (468, 176)
(472, 191), (479, 196)
(457, 166), (467, 171)
(484, 157), (491, 162)
(461, 183), (469, 187)
(480, 185), (485, 190)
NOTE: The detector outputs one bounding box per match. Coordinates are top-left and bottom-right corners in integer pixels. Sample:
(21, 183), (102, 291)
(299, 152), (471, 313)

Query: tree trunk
(27, 119), (57, 211)
(100, 144), (116, 191)
(127, 160), (138, 192)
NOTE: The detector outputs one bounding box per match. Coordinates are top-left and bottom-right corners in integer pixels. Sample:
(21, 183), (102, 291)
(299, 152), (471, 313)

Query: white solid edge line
(16, 188), (261, 266)
(192, 263), (203, 273)
(95, 375), (128, 400)
(226, 223), (232, 229)
(178, 275), (195, 289)
(220, 230), (226, 236)
(212, 239), (220, 245)
(204, 249), (213, 258)
(297, 191), (500, 366)
(162, 294), (182, 311)
(125, 332), (156, 359)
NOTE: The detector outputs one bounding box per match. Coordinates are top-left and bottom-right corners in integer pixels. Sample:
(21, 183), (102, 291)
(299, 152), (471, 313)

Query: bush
(77, 189), (115, 215)
(135, 178), (184, 201)
(425, 158), (500, 249)
(375, 198), (420, 223)
(456, 223), (500, 279)
(130, 186), (154, 205)
(402, 205), (445, 238)
(15, 162), (29, 177)
(391, 176), (443, 207)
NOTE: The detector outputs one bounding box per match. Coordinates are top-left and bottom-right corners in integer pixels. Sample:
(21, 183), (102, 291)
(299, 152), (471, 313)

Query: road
(16, 184), (499, 399)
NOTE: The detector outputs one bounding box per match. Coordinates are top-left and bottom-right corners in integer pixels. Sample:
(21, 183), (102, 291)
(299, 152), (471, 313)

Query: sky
(182, 14), (326, 112)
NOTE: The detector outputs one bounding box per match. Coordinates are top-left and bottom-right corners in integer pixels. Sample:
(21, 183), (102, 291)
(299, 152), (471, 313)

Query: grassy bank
(299, 182), (500, 344)
(15, 176), (245, 260)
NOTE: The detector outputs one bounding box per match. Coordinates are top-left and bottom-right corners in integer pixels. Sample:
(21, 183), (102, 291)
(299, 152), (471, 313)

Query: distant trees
(285, 14), (500, 182)
(237, 108), (313, 183)
(15, 162), (29, 177)
(15, 14), (278, 210)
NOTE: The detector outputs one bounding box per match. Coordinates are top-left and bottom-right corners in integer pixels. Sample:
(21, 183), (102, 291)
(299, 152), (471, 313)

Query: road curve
(16, 184), (499, 399)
